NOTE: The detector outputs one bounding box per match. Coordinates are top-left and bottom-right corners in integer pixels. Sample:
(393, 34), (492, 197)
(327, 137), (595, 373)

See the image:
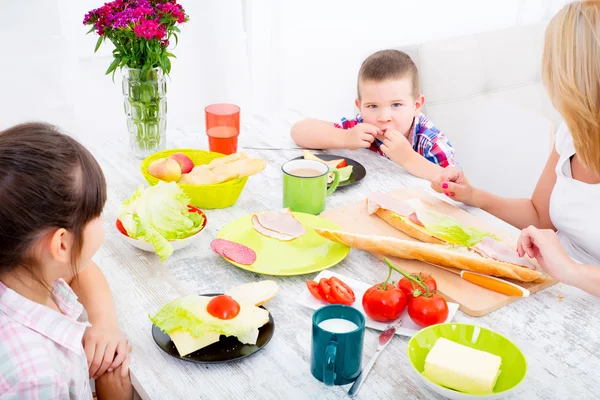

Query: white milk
(318, 318), (358, 334)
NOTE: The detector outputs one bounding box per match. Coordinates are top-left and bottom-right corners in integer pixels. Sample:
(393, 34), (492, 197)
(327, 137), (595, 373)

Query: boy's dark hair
(0, 122), (107, 286)
(357, 49), (421, 99)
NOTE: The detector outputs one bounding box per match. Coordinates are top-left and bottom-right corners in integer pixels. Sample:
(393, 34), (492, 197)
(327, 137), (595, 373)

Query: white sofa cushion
(400, 23), (559, 199)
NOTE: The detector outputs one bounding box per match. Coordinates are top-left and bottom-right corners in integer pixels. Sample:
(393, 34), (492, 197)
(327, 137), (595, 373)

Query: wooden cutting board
(320, 188), (557, 317)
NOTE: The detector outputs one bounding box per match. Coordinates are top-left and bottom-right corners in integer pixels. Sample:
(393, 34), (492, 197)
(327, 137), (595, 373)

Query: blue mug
(310, 305), (365, 386)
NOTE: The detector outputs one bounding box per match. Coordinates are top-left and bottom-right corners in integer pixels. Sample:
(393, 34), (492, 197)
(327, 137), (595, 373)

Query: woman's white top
(549, 122), (600, 265)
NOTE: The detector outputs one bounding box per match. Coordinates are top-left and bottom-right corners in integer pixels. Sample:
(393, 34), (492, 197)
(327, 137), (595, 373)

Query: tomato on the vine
(362, 283), (407, 322)
(408, 293), (449, 327)
(398, 273), (437, 299)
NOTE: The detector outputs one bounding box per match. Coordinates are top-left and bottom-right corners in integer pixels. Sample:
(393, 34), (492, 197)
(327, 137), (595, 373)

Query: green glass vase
(122, 67), (167, 159)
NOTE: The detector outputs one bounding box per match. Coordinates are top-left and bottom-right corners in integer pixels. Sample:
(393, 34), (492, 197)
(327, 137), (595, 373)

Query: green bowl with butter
(407, 323), (527, 399)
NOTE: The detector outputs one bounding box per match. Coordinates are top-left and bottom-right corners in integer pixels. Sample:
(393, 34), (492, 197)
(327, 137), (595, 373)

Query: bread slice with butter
(150, 280), (279, 357)
(225, 280), (280, 306)
(423, 338), (502, 394)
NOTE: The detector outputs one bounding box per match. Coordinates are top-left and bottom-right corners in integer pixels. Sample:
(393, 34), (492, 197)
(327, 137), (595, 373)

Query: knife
(460, 270), (530, 297)
(348, 319), (402, 397)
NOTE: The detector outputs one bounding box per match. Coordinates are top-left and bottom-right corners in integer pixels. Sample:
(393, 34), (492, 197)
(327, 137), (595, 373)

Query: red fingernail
(445, 192), (450, 196)
(442, 183), (448, 189)
(450, 193), (455, 197)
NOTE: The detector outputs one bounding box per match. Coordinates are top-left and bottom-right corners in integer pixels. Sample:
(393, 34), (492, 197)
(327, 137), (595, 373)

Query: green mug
(282, 159), (340, 215)
(310, 305), (365, 386)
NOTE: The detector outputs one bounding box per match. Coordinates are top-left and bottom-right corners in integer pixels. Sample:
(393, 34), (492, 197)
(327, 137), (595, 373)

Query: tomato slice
(328, 277), (355, 305)
(307, 280), (325, 301)
(319, 278), (338, 304)
(336, 159), (348, 168)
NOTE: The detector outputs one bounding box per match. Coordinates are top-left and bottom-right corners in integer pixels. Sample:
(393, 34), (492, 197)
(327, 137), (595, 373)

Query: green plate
(216, 212), (350, 276)
(407, 323), (527, 399)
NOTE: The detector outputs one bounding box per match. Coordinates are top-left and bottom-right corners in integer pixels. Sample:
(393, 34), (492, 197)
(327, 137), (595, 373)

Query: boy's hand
(84, 322), (131, 379)
(430, 166), (475, 204)
(345, 123), (381, 150)
(379, 129), (412, 164)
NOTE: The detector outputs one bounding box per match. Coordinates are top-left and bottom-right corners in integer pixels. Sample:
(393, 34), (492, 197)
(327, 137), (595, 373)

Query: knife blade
(348, 319), (402, 397)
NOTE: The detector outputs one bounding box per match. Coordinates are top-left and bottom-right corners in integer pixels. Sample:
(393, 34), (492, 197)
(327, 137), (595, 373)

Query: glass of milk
(310, 305), (365, 386)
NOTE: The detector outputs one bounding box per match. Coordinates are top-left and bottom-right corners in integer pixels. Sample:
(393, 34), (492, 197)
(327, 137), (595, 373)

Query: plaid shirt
(0, 279), (92, 400)
(333, 113), (458, 167)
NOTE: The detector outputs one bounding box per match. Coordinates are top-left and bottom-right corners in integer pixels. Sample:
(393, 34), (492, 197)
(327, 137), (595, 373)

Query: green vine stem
(381, 264), (393, 291)
(383, 257), (430, 296)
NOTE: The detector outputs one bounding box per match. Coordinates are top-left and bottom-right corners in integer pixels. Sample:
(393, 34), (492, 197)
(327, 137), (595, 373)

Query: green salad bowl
(407, 323), (527, 399)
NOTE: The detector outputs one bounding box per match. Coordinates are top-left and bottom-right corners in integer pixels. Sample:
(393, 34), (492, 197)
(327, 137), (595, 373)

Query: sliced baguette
(376, 208), (445, 245)
(226, 280), (280, 306)
(315, 228), (546, 283)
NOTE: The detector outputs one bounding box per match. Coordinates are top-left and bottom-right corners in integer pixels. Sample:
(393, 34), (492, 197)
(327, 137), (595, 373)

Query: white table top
(86, 112), (600, 400)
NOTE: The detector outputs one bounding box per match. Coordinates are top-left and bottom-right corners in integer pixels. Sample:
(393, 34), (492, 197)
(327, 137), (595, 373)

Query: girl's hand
(84, 322), (131, 379)
(95, 353), (134, 400)
(430, 166), (475, 204)
(517, 226), (575, 283)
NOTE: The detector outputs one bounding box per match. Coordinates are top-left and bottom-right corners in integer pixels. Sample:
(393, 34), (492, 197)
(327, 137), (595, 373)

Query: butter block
(169, 329), (221, 357)
(423, 338), (502, 394)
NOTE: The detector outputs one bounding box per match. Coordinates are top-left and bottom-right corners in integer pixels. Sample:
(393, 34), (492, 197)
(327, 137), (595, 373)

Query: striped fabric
(0, 279), (92, 399)
(333, 113), (458, 168)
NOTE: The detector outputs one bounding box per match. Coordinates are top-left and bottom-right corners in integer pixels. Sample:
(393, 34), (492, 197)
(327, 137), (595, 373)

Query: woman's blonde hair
(542, 0), (600, 178)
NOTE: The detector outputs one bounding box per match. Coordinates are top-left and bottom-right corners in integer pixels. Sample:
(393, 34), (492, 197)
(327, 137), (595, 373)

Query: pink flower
(134, 18), (165, 41)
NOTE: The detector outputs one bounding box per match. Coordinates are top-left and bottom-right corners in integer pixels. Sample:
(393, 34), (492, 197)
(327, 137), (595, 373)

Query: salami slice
(211, 239), (257, 265)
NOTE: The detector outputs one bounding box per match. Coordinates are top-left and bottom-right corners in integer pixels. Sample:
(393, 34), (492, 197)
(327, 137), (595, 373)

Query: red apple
(168, 153), (194, 174)
(148, 158), (182, 182)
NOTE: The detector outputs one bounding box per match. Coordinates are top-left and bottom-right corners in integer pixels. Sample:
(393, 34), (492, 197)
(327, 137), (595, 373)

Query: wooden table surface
(84, 112), (600, 400)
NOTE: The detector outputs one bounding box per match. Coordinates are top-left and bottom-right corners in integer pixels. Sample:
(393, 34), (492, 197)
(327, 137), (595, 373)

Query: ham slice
(366, 192), (414, 216)
(473, 236), (536, 269)
(252, 208), (306, 241)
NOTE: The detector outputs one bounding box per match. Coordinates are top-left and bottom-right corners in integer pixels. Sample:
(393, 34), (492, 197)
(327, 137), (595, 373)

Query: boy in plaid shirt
(291, 49), (458, 181)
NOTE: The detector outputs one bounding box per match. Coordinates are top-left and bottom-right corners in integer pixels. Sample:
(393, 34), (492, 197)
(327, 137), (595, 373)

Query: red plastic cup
(205, 103), (240, 155)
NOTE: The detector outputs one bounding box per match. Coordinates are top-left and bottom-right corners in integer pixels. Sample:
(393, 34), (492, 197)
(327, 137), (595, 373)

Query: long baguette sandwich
(315, 228), (546, 283)
(367, 192), (538, 270)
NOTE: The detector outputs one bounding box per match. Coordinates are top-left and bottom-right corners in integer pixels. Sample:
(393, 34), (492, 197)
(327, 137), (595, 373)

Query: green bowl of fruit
(407, 323), (527, 399)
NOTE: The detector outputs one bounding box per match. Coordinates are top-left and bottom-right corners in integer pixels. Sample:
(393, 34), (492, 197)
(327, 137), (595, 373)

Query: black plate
(292, 154), (367, 188)
(151, 293), (275, 364)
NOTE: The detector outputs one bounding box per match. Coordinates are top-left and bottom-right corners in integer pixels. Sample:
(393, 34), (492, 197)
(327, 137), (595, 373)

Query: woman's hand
(517, 226), (575, 284)
(430, 166), (476, 204)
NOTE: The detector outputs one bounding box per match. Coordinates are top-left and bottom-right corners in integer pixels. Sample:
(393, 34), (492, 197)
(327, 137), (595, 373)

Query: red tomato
(398, 273), (437, 299)
(307, 280), (324, 301)
(336, 159), (348, 169)
(362, 283), (408, 322)
(408, 293), (449, 328)
(328, 277), (355, 305)
(206, 295), (240, 320)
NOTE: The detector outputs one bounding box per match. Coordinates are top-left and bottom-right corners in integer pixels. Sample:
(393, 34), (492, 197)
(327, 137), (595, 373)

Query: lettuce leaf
(149, 295), (258, 342)
(412, 201), (497, 247)
(328, 165), (353, 184)
(119, 182), (204, 260)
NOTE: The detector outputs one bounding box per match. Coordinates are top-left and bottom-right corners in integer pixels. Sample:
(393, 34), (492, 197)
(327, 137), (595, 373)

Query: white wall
(249, 0), (571, 120)
(0, 0), (571, 140)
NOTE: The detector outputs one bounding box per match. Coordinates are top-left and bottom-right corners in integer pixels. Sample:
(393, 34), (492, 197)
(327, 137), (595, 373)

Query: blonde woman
(430, 1), (600, 297)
